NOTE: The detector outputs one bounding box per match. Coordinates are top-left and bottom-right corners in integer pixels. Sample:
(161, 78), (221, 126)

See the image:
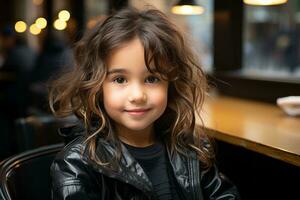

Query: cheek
(151, 87), (168, 110)
(102, 85), (123, 111)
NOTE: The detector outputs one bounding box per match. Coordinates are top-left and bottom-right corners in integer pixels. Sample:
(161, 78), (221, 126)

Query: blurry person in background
(0, 25), (36, 73)
(29, 31), (73, 114)
(0, 25), (36, 158)
(0, 25), (36, 117)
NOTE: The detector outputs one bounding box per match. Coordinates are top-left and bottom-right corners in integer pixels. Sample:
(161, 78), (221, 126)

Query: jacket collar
(84, 137), (199, 199)
(60, 123), (200, 199)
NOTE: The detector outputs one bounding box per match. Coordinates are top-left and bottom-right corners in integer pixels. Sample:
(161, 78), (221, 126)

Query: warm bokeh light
(87, 19), (97, 29)
(243, 0), (287, 6)
(53, 19), (67, 30)
(15, 21), (27, 33)
(86, 15), (107, 29)
(33, 0), (44, 6)
(35, 17), (47, 29)
(171, 5), (204, 15)
(58, 10), (70, 21)
(29, 24), (41, 35)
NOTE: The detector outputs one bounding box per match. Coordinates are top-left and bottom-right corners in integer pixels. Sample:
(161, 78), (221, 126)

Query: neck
(116, 125), (155, 147)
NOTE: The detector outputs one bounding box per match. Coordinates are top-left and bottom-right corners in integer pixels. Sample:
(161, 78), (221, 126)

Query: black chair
(14, 114), (78, 152)
(0, 143), (64, 200)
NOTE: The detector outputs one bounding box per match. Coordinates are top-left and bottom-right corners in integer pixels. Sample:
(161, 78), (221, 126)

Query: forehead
(106, 38), (147, 73)
(105, 37), (171, 78)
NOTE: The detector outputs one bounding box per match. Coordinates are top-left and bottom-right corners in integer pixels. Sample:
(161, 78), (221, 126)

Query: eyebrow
(107, 67), (155, 75)
(107, 68), (128, 75)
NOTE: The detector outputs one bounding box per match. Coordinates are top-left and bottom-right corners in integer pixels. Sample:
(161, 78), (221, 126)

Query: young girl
(49, 7), (240, 200)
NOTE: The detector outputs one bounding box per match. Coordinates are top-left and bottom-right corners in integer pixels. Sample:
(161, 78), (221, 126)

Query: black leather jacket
(51, 134), (240, 200)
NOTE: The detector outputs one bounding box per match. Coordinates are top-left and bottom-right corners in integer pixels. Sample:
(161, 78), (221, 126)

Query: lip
(126, 108), (150, 112)
(125, 108), (151, 116)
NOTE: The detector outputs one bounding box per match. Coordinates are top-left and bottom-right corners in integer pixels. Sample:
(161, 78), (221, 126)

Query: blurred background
(0, 0), (299, 165)
(0, 1), (299, 199)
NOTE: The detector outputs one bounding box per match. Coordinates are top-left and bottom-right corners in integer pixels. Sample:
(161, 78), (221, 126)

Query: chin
(125, 125), (150, 131)
(123, 122), (153, 132)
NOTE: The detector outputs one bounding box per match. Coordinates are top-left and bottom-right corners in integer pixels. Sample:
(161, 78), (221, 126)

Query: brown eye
(145, 76), (160, 83)
(113, 77), (127, 84)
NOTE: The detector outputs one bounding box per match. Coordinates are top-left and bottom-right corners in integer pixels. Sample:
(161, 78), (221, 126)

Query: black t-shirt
(124, 142), (181, 200)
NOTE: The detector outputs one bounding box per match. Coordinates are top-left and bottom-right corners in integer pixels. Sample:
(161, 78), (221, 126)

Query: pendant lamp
(243, 0), (288, 6)
(171, 0), (204, 15)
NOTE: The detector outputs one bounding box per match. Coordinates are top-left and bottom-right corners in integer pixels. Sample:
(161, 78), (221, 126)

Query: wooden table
(199, 95), (300, 167)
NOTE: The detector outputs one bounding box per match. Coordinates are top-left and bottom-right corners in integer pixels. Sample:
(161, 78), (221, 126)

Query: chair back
(14, 115), (77, 152)
(0, 144), (64, 200)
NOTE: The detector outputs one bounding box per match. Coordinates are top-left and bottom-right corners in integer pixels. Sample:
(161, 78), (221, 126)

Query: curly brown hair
(49, 7), (214, 169)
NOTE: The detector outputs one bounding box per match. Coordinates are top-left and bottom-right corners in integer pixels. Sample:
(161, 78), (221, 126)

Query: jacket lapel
(166, 146), (195, 200)
(87, 137), (201, 200)
(118, 143), (154, 193)
(87, 138), (153, 195)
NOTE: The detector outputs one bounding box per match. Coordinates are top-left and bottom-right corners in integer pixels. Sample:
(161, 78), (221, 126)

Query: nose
(128, 83), (147, 104)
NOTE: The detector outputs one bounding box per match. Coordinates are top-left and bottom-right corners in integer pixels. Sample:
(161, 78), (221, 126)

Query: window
(243, 1), (300, 79)
(213, 0), (300, 102)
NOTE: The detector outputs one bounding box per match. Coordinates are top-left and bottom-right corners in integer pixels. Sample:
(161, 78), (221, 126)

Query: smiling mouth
(126, 108), (150, 112)
(125, 108), (151, 116)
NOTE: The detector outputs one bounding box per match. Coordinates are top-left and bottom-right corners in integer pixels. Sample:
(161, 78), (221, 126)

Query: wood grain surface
(199, 95), (300, 167)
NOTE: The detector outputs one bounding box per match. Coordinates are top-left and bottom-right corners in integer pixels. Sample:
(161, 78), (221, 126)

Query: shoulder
(51, 134), (116, 180)
(54, 135), (87, 162)
(52, 135), (89, 174)
(200, 164), (241, 199)
(50, 136), (101, 198)
(50, 136), (94, 187)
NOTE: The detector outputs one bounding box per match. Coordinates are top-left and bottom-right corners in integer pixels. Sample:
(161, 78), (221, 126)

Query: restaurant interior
(0, 0), (299, 199)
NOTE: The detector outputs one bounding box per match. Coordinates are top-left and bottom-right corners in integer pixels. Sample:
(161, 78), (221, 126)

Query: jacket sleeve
(50, 148), (100, 200)
(200, 165), (241, 200)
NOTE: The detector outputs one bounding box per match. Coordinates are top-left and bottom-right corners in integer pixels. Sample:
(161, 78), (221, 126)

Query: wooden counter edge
(203, 127), (300, 168)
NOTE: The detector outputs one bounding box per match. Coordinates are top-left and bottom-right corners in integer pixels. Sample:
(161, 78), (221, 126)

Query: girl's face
(102, 38), (168, 137)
